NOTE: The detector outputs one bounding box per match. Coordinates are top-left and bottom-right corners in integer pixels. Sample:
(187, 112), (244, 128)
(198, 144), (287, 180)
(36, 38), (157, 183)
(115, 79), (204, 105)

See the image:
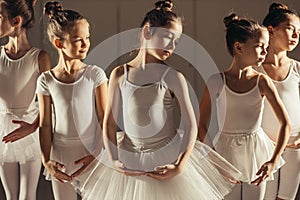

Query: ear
(11, 16), (22, 27)
(142, 25), (152, 40)
(54, 39), (64, 49)
(233, 42), (243, 55)
(267, 26), (274, 38)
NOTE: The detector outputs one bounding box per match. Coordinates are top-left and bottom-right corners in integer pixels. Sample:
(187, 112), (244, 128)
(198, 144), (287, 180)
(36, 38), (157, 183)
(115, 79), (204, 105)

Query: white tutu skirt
(72, 137), (242, 200)
(0, 106), (40, 164)
(214, 128), (285, 183)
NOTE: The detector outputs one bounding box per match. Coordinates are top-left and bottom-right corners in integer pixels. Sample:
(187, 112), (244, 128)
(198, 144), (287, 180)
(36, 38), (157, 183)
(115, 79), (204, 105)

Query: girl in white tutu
(0, 0), (51, 199)
(72, 1), (242, 199)
(36, 1), (108, 199)
(198, 13), (291, 200)
(257, 3), (300, 200)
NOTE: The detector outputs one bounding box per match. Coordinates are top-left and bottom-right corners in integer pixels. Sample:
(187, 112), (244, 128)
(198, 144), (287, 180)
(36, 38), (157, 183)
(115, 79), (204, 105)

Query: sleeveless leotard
(73, 65), (242, 200)
(258, 60), (300, 143)
(215, 73), (285, 182)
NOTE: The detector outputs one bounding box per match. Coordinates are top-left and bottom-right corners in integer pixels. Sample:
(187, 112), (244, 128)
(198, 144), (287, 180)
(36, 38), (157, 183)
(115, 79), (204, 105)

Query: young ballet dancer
(198, 13), (291, 200)
(0, 0), (51, 199)
(71, 1), (243, 199)
(256, 3), (300, 200)
(36, 1), (108, 199)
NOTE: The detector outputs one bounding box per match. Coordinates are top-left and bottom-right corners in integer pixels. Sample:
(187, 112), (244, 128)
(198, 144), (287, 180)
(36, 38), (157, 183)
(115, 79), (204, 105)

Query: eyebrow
(286, 23), (300, 29)
(166, 30), (181, 40)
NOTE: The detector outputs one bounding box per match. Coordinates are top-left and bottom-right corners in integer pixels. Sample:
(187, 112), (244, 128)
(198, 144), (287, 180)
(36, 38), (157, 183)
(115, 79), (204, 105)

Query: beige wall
(1, 1), (299, 199)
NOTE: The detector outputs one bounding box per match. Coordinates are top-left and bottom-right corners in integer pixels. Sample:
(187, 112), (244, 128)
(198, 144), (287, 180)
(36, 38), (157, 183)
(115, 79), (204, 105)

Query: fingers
(286, 142), (300, 149)
(112, 161), (145, 176)
(74, 157), (87, 165)
(251, 176), (265, 186)
(11, 120), (25, 125)
(123, 170), (145, 176)
(74, 155), (94, 165)
(50, 162), (72, 183)
(117, 168), (145, 176)
(114, 160), (125, 169)
(2, 132), (21, 143)
(55, 170), (72, 183)
(154, 164), (175, 171)
(251, 169), (269, 185)
(2, 121), (33, 143)
(54, 161), (65, 169)
(71, 167), (86, 178)
(72, 156), (95, 177)
(227, 178), (242, 184)
(146, 172), (166, 180)
(256, 166), (264, 176)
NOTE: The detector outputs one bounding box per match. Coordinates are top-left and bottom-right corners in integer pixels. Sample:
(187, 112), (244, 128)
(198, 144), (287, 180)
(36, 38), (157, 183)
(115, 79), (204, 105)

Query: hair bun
(224, 13), (239, 28)
(155, 0), (173, 12)
(44, 1), (63, 18)
(269, 2), (288, 13)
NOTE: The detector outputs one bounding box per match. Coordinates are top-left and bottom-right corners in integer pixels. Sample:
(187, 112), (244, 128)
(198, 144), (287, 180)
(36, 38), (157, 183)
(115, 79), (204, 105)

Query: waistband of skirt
(220, 129), (262, 136)
(53, 134), (95, 145)
(0, 103), (38, 116)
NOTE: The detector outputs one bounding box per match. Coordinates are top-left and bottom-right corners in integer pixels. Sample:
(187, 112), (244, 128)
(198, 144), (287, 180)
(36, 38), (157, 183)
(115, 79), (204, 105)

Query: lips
(258, 57), (265, 62)
(79, 50), (87, 53)
(163, 50), (171, 56)
(289, 41), (298, 45)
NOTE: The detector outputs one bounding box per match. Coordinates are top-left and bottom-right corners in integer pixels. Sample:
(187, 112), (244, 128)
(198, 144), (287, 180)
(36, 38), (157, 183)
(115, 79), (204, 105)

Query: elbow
(280, 119), (291, 135)
(285, 122), (291, 134)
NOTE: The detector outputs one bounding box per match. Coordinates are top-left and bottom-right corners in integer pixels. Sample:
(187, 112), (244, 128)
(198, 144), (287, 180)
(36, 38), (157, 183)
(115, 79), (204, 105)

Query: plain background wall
(0, 0), (299, 199)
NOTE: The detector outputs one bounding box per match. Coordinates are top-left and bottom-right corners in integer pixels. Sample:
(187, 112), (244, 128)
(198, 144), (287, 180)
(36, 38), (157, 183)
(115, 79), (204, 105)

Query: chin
(287, 46), (297, 51)
(78, 54), (87, 59)
(160, 55), (170, 61)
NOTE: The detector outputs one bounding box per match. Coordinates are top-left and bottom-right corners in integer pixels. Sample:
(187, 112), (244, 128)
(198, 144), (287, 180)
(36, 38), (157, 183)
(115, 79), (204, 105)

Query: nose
(261, 47), (267, 55)
(292, 31), (299, 39)
(81, 39), (90, 47)
(166, 40), (176, 51)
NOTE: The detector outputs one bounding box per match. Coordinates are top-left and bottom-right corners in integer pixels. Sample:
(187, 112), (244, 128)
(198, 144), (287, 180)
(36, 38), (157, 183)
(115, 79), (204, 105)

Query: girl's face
(271, 15), (300, 51)
(61, 19), (90, 60)
(146, 20), (182, 61)
(241, 28), (269, 67)
(0, 3), (14, 37)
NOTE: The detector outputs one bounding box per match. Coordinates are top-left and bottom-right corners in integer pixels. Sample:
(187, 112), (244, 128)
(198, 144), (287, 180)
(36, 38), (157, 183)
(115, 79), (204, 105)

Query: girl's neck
(56, 56), (85, 74)
(264, 48), (289, 67)
(128, 49), (165, 69)
(226, 59), (252, 79)
(5, 32), (31, 55)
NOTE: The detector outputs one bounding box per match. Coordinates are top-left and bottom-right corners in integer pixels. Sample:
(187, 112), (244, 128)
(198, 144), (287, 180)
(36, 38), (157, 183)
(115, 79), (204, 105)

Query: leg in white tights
(242, 181), (266, 200)
(0, 163), (19, 200)
(0, 159), (41, 200)
(19, 159), (41, 200)
(51, 180), (78, 200)
(264, 171), (279, 200)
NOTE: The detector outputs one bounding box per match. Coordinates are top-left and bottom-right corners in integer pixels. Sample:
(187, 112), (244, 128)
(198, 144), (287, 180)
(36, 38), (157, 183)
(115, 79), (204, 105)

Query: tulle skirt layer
(0, 106), (40, 164)
(214, 128), (285, 183)
(72, 140), (242, 200)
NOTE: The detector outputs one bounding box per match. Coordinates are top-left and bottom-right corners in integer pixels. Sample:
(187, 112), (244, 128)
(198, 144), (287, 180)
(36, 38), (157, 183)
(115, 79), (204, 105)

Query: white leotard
(36, 65), (107, 178)
(258, 60), (300, 143)
(0, 47), (41, 164)
(215, 73), (285, 182)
